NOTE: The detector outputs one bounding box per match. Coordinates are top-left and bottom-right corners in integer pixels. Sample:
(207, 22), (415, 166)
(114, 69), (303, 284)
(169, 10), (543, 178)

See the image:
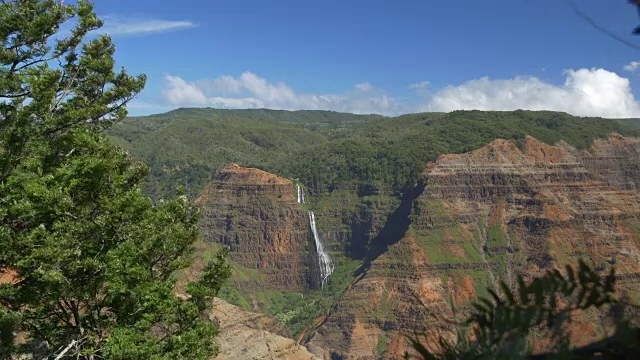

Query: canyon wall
(308, 135), (640, 359)
(564, 133), (640, 192)
(196, 164), (312, 292)
(309, 186), (401, 260)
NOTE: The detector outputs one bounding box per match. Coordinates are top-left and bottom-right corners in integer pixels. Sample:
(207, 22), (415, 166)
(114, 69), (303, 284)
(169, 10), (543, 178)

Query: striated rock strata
(196, 164), (311, 291)
(308, 135), (640, 359)
(562, 133), (640, 191)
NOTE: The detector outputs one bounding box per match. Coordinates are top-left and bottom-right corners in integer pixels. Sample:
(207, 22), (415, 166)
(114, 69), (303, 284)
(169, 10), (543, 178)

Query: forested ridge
(108, 108), (640, 200)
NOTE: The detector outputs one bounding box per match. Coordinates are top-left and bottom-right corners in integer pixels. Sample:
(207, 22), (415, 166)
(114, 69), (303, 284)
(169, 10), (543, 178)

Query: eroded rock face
(562, 133), (640, 191)
(211, 298), (322, 360)
(308, 135), (640, 359)
(197, 164), (311, 291)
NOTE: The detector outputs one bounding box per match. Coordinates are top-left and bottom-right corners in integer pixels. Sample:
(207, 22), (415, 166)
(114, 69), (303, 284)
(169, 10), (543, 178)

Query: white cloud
(163, 72), (403, 115)
(97, 16), (196, 36)
(160, 68), (640, 118)
(424, 68), (640, 118)
(624, 61), (640, 72)
(164, 75), (208, 105)
(410, 81), (431, 97)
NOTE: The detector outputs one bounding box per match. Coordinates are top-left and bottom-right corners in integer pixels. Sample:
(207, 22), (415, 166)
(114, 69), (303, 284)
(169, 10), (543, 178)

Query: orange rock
(197, 164), (311, 292)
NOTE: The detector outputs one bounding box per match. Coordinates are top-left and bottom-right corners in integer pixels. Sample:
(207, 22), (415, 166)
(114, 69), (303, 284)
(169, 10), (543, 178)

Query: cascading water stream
(297, 183), (305, 204)
(297, 184), (334, 287)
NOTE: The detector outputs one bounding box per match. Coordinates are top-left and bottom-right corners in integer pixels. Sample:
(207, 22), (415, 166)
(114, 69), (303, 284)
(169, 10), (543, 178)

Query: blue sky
(90, 0), (640, 117)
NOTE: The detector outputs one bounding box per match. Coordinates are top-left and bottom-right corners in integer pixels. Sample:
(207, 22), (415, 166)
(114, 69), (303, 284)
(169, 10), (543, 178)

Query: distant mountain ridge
(152, 107), (386, 123)
(107, 108), (640, 201)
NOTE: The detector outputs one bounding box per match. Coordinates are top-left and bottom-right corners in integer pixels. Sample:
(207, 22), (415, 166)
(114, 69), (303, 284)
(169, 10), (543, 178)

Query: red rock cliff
(196, 164), (310, 291)
(562, 133), (640, 191)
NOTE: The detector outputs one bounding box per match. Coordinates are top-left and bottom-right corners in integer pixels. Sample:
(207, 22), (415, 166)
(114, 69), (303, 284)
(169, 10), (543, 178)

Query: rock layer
(563, 133), (640, 191)
(197, 164), (311, 291)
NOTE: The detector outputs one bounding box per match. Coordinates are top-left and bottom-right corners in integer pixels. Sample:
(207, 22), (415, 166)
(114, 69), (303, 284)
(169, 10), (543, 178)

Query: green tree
(0, 1), (229, 358)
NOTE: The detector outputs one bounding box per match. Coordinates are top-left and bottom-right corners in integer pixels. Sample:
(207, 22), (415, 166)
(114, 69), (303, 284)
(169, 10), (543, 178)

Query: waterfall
(297, 183), (306, 204)
(297, 184), (334, 287)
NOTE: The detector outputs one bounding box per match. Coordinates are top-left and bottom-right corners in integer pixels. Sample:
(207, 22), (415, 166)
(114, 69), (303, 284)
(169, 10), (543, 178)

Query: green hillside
(272, 110), (640, 194)
(107, 108), (382, 199)
(107, 109), (640, 200)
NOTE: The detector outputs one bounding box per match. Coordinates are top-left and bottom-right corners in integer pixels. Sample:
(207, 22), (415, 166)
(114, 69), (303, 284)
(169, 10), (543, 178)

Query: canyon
(197, 133), (640, 359)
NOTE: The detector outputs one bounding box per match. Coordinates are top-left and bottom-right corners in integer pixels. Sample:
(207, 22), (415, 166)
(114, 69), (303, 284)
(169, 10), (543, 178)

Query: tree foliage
(0, 1), (229, 358)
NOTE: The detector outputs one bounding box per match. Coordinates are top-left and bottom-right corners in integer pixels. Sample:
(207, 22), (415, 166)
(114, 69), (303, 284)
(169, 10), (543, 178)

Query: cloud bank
(97, 16), (196, 36)
(163, 72), (401, 115)
(162, 68), (640, 118)
(425, 69), (640, 118)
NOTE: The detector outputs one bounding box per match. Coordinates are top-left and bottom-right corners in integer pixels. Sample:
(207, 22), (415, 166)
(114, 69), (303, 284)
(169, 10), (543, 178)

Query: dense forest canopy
(107, 108), (640, 200)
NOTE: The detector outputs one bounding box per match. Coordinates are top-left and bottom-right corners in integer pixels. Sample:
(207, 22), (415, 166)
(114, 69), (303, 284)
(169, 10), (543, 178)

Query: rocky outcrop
(308, 135), (640, 359)
(420, 136), (640, 278)
(211, 298), (322, 360)
(197, 164), (311, 291)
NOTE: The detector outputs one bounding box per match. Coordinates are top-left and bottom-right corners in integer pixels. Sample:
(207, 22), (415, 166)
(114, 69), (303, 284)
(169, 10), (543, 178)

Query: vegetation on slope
(618, 118), (640, 130)
(109, 109), (640, 200)
(108, 109), (380, 199)
(273, 110), (640, 195)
